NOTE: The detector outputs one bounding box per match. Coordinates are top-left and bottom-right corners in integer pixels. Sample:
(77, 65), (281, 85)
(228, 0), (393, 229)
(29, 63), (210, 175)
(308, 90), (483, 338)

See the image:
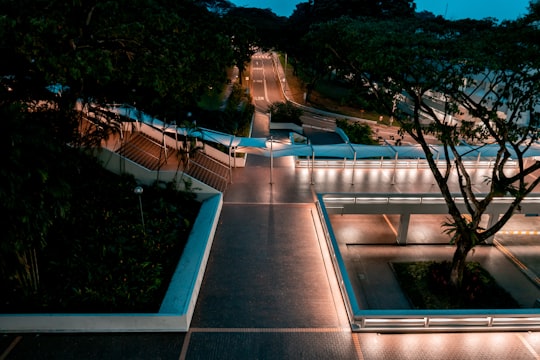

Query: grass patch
(392, 261), (519, 309)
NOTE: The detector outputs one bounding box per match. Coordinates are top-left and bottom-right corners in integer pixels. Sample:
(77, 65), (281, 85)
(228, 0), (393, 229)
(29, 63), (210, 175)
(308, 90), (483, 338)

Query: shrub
(392, 261), (519, 309)
(1, 157), (200, 313)
(268, 101), (303, 125)
(336, 119), (377, 145)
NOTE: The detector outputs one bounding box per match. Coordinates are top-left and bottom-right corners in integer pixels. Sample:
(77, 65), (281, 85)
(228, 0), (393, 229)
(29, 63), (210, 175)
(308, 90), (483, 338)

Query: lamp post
(134, 186), (145, 233)
(171, 120), (178, 151)
(269, 136), (273, 185)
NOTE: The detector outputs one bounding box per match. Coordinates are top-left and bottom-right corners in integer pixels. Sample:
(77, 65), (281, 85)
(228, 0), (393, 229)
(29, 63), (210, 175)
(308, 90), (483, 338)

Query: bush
(1, 156), (200, 313)
(195, 83), (254, 137)
(392, 261), (519, 309)
(268, 101), (303, 125)
(336, 119), (377, 145)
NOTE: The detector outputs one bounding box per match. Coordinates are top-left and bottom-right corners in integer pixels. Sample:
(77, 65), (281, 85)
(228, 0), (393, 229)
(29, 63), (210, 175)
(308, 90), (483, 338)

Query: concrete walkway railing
(316, 193), (540, 333)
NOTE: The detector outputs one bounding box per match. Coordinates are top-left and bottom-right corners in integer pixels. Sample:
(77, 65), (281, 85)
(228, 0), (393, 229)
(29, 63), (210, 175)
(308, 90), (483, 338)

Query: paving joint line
(223, 201), (313, 206)
(516, 333), (540, 360)
(311, 207), (351, 327)
(187, 327), (351, 333)
(352, 333), (365, 360)
(178, 332), (191, 360)
(0, 336), (22, 360)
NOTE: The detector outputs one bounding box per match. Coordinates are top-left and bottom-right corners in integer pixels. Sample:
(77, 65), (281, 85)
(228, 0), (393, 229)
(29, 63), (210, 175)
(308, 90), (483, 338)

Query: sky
(229, 0), (532, 21)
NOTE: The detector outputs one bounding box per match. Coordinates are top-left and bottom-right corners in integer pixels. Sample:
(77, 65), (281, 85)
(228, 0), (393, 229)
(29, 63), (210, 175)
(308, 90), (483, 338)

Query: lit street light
(134, 186), (145, 233)
(269, 136), (273, 185)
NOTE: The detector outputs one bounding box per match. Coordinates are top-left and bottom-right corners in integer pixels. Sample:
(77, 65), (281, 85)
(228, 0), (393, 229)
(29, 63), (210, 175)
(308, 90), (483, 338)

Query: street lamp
(269, 136), (273, 185)
(134, 186), (145, 233)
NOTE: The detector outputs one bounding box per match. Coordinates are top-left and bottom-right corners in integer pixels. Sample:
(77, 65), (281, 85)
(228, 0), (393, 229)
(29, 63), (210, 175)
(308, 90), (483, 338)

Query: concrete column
(485, 213), (499, 244)
(396, 213), (411, 246)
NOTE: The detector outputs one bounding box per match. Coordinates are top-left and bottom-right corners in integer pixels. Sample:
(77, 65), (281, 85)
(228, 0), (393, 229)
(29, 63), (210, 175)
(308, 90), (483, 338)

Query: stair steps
(184, 152), (230, 192)
(116, 132), (174, 171)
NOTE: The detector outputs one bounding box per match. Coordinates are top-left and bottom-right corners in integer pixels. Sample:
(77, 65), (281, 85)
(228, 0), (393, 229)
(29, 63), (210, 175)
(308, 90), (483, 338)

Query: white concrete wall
(270, 122), (304, 133)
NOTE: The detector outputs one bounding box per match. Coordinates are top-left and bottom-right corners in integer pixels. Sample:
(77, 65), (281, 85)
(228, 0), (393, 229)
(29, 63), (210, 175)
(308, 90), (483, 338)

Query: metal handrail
(323, 193), (540, 206)
(197, 152), (230, 177)
(121, 141), (163, 163)
(354, 310), (540, 332)
(295, 158), (516, 169)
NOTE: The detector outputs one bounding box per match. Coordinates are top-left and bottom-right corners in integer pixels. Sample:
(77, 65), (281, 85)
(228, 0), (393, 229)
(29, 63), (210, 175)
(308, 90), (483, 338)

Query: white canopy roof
(105, 104), (540, 160)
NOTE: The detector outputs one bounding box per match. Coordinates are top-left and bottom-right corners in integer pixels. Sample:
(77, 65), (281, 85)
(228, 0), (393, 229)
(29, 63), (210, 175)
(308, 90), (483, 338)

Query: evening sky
(228, 0), (531, 21)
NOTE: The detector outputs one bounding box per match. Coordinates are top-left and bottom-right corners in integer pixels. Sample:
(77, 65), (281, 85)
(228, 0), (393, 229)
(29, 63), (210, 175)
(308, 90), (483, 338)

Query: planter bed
(0, 194), (222, 333)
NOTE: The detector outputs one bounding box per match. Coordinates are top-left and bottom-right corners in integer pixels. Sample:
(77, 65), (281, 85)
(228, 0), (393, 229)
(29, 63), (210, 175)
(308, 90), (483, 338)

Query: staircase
(115, 131), (230, 192)
(116, 132), (174, 171)
(184, 152), (230, 192)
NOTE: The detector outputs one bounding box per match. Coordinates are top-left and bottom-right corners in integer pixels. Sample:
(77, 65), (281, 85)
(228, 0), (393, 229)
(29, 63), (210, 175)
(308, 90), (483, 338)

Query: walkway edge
(0, 194), (223, 333)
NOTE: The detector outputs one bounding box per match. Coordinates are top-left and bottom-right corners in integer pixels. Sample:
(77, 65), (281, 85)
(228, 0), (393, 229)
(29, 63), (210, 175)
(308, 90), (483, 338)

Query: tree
(0, 0), (234, 117)
(285, 0), (416, 101)
(526, 0), (540, 21)
(303, 16), (540, 288)
(222, 12), (258, 85)
(292, 0), (416, 23)
(0, 0), (236, 296)
(225, 7), (288, 52)
(0, 100), (77, 295)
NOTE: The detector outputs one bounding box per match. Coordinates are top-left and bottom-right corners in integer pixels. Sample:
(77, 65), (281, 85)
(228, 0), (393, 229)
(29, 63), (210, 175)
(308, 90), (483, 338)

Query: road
(249, 53), (283, 112)
(249, 52), (438, 146)
(250, 53), (340, 132)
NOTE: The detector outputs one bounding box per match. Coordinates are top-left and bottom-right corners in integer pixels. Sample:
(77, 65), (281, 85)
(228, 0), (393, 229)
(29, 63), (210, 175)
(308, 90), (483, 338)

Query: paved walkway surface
(3, 113), (540, 358)
(179, 112), (540, 359)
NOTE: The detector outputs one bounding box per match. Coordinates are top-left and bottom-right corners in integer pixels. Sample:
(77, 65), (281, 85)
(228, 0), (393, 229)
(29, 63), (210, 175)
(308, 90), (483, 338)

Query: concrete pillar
(485, 213), (499, 244)
(396, 213), (411, 246)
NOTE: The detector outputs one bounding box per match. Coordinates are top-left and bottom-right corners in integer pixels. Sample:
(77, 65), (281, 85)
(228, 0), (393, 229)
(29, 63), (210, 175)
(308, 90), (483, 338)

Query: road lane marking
(498, 230), (540, 235)
(494, 239), (540, 285)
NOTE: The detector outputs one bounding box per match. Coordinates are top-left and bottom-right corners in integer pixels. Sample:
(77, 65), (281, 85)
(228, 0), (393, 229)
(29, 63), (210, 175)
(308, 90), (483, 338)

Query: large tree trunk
(238, 67), (244, 85)
(450, 233), (473, 289)
(305, 83), (314, 103)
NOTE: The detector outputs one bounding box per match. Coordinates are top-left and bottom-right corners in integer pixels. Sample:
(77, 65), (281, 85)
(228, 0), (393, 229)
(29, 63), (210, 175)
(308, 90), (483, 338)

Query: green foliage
(224, 84), (255, 136)
(0, 99), (199, 313)
(1, 156), (199, 313)
(308, 0), (416, 21)
(393, 261), (519, 309)
(268, 101), (303, 125)
(299, 14), (540, 288)
(0, 0), (235, 115)
(0, 102), (77, 296)
(286, 0), (416, 71)
(441, 216), (485, 248)
(195, 82), (254, 137)
(336, 119), (377, 145)
(222, 7), (285, 81)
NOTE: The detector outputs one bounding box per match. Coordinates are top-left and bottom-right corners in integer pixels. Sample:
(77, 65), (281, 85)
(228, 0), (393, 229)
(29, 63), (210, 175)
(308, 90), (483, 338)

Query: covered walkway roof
(106, 104), (540, 160)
